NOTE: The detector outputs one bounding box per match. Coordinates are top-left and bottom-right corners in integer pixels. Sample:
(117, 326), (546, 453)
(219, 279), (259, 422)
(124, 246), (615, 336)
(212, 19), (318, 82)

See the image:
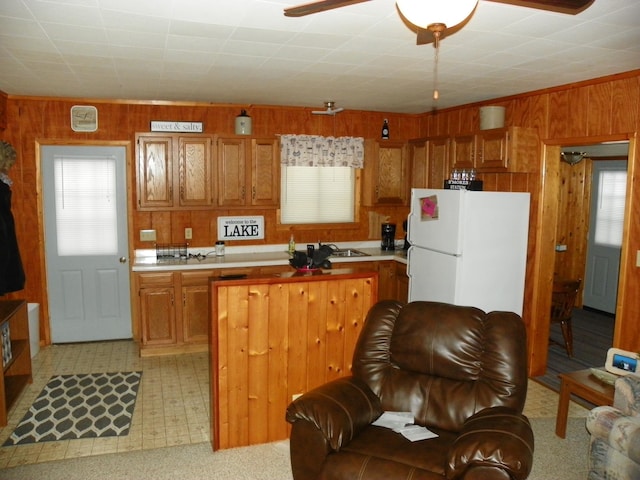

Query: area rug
(3, 371), (142, 446)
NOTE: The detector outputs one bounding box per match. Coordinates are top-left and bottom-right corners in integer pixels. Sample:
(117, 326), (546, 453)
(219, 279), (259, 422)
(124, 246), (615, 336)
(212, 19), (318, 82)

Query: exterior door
(583, 160), (627, 314)
(42, 145), (132, 342)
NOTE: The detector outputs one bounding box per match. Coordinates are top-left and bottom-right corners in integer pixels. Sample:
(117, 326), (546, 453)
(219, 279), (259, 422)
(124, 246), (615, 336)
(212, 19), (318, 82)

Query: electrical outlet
(140, 229), (156, 242)
(185, 228), (192, 240)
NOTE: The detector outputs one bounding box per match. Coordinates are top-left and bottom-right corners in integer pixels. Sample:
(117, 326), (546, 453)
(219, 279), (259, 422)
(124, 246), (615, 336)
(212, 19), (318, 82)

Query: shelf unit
(0, 300), (32, 426)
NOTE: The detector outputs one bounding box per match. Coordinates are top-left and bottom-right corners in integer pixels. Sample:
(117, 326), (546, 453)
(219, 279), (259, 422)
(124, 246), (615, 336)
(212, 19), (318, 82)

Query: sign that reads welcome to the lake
(218, 216), (265, 241)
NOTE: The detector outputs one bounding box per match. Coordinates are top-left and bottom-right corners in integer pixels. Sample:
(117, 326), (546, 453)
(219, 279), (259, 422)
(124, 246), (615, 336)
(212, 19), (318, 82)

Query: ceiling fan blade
(485, 0), (594, 14)
(284, 0), (371, 17)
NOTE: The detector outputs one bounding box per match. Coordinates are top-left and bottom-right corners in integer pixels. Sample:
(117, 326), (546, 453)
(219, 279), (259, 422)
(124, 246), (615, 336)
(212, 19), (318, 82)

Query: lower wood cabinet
(332, 260), (407, 303)
(135, 266), (290, 356)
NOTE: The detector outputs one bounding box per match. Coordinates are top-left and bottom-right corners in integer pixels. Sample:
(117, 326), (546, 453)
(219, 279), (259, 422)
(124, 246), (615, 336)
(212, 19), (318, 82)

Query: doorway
(583, 160), (627, 314)
(41, 145), (132, 343)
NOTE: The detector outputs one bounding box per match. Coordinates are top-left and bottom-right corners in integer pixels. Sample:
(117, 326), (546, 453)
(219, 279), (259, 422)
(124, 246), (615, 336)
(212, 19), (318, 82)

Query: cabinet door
(182, 285), (209, 344)
(476, 128), (508, 171)
(427, 136), (450, 189)
(179, 136), (213, 206)
(450, 134), (475, 170)
(409, 140), (428, 189)
(377, 261), (396, 301)
(251, 138), (279, 206)
(217, 137), (247, 206)
(140, 287), (176, 346)
(137, 134), (173, 209)
(395, 262), (409, 303)
(363, 140), (409, 206)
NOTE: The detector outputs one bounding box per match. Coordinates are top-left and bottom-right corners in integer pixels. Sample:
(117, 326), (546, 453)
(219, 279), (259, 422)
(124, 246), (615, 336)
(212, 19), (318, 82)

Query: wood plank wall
(1, 68), (639, 376)
(209, 272), (377, 449)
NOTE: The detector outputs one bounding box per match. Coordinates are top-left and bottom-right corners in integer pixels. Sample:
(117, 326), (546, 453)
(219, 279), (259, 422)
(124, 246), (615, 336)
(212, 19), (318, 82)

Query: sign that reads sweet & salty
(218, 216), (265, 241)
(150, 121), (203, 133)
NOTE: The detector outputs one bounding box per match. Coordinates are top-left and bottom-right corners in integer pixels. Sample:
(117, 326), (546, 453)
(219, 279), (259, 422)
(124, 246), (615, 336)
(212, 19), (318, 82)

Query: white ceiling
(0, 0), (639, 114)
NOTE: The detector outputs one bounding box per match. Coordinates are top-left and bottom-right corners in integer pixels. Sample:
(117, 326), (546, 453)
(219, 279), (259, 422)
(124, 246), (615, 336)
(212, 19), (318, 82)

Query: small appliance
(381, 223), (396, 251)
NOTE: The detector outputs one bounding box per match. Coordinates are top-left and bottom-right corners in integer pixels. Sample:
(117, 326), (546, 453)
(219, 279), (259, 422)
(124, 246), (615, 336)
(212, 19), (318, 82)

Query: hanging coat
(0, 180), (25, 295)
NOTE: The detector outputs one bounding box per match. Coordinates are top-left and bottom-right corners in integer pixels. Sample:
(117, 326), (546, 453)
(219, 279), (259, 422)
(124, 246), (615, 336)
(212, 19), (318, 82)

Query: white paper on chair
(372, 411), (438, 442)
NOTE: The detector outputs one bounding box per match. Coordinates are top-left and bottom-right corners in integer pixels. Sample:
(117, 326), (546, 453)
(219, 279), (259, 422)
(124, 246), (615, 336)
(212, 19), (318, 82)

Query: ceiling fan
(284, 0), (595, 44)
(312, 101), (345, 115)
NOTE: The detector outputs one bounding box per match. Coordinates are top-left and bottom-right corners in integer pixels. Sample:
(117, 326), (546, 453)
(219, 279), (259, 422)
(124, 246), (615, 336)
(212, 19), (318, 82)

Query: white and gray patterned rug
(3, 371), (142, 446)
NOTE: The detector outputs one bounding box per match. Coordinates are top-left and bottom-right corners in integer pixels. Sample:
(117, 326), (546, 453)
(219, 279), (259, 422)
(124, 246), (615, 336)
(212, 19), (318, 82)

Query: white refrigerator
(407, 188), (530, 315)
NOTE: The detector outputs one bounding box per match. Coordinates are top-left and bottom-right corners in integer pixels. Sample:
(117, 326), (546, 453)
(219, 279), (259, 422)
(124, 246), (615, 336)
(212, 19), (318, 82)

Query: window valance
(280, 135), (364, 168)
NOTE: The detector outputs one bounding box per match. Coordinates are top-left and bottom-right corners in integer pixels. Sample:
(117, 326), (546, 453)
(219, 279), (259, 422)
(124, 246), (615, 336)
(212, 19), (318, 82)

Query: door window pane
(54, 155), (118, 256)
(594, 170), (626, 247)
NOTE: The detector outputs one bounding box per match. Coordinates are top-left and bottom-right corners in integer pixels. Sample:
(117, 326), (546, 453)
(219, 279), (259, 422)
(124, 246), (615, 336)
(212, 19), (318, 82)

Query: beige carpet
(0, 417), (588, 480)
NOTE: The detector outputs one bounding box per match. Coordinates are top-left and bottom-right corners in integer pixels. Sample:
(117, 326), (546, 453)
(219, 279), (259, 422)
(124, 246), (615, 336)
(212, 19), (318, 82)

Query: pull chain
(432, 28), (442, 102)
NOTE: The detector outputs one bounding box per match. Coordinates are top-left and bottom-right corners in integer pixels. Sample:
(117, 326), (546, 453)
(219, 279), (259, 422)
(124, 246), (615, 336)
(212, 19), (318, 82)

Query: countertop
(132, 241), (407, 272)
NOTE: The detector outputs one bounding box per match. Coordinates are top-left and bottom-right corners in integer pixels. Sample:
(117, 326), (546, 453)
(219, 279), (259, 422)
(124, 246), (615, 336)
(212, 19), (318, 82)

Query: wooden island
(209, 268), (378, 450)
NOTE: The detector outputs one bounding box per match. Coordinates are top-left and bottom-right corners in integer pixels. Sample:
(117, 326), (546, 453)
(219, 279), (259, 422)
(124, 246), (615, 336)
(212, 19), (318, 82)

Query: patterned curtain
(280, 135), (364, 168)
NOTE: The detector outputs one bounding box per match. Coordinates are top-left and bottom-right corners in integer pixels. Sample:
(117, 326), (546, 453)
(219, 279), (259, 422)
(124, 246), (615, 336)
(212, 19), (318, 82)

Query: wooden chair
(550, 278), (582, 357)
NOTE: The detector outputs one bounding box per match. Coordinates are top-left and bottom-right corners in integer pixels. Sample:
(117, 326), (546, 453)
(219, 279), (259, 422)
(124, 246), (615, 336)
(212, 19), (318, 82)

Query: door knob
(119, 257), (127, 263)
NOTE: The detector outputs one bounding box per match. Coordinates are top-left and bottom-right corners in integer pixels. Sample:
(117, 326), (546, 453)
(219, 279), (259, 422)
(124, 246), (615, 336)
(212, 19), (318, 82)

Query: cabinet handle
(241, 186), (245, 200)
(252, 185), (256, 199)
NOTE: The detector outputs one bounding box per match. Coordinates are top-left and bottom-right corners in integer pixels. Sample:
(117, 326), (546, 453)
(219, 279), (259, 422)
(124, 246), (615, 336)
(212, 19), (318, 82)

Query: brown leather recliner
(286, 300), (534, 480)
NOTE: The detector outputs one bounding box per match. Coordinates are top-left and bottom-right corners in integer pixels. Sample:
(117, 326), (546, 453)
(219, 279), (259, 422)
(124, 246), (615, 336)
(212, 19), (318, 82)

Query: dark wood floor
(534, 307), (615, 392)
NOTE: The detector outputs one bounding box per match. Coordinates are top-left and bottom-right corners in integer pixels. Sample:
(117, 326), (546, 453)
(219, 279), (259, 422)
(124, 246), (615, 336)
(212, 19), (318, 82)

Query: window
(594, 169), (627, 247)
(53, 154), (118, 256)
(280, 166), (355, 224)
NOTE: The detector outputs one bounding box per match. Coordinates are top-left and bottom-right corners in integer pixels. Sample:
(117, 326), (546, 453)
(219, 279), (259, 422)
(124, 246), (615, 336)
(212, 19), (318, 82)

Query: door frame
(528, 133), (636, 376)
(35, 140), (135, 346)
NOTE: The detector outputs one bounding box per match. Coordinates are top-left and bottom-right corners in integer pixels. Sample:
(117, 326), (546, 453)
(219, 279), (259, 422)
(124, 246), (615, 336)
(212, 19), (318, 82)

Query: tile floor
(0, 340), (587, 469)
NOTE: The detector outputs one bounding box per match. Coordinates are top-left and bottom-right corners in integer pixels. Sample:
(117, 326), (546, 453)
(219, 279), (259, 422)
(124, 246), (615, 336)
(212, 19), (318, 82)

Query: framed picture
(70, 105), (98, 132)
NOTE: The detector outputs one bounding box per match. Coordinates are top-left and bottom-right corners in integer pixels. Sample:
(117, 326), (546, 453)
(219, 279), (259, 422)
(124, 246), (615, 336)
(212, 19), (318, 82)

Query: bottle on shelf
(288, 235), (296, 255)
(381, 119), (389, 139)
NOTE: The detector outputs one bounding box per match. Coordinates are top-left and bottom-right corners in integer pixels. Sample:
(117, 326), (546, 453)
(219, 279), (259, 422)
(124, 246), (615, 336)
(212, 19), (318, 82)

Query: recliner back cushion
(352, 300), (527, 432)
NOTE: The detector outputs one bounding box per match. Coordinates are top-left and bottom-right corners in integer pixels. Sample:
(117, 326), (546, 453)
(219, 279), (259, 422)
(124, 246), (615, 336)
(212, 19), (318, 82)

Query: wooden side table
(555, 368), (614, 438)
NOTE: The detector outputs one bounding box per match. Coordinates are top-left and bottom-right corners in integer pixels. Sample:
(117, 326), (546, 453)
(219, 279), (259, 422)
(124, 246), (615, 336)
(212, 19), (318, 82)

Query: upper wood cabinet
(217, 137), (279, 207)
(448, 127), (539, 173)
(362, 139), (410, 206)
(450, 134), (476, 171)
(475, 126), (539, 172)
(136, 133), (214, 210)
(410, 136), (450, 189)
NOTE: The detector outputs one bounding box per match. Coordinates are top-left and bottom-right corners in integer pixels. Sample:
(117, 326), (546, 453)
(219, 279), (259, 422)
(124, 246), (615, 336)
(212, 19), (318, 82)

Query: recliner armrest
(446, 406), (534, 480)
(286, 375), (382, 451)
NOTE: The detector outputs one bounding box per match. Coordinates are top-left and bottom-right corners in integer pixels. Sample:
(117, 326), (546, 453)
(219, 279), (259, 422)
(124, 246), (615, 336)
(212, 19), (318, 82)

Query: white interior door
(583, 160), (627, 314)
(42, 145), (132, 342)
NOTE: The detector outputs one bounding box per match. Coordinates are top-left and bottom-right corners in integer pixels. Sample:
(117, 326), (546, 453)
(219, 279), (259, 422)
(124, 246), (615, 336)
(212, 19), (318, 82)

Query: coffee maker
(381, 223), (396, 251)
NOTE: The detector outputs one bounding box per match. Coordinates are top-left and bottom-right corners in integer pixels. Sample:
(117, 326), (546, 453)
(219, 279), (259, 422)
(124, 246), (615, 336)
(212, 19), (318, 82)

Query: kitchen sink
(330, 248), (370, 258)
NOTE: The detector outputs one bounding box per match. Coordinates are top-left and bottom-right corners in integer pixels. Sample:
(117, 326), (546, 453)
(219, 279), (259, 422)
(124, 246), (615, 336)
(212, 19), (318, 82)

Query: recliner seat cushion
(321, 426), (455, 480)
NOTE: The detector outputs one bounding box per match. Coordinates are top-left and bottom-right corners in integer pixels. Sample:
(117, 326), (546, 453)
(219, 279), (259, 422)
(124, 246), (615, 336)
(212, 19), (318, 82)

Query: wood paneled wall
(2, 68), (639, 376)
(209, 272), (377, 449)
(0, 99), (421, 345)
(419, 70), (640, 374)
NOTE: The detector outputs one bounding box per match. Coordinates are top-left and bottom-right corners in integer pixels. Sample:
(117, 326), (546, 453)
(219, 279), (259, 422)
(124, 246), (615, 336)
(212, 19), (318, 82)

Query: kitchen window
(280, 166), (355, 224)
(279, 135), (364, 225)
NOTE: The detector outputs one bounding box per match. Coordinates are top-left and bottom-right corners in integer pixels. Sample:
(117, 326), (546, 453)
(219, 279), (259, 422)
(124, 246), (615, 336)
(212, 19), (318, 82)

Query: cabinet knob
(119, 257), (127, 263)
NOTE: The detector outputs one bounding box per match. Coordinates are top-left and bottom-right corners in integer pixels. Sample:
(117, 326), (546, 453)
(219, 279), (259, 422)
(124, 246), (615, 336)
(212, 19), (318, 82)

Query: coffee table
(555, 368), (615, 438)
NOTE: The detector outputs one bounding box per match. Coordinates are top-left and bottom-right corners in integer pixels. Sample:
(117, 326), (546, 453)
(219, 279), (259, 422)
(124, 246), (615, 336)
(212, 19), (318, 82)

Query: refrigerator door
(408, 246), (462, 303)
(408, 189), (464, 255)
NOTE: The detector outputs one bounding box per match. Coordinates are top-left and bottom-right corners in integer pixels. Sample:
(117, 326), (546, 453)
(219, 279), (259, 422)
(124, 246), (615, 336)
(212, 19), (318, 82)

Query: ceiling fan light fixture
(396, 0), (479, 30)
(561, 151), (587, 165)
